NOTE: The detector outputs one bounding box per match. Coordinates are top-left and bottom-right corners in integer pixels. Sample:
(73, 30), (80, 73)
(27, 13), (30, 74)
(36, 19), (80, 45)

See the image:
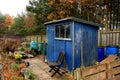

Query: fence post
(106, 63), (111, 80)
(73, 68), (83, 80)
(73, 69), (77, 80)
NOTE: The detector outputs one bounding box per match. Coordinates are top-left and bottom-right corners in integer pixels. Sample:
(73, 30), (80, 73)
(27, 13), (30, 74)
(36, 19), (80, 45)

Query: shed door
(54, 40), (72, 72)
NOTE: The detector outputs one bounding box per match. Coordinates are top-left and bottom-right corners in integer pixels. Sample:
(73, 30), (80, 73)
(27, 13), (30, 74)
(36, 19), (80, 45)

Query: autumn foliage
(25, 13), (35, 28)
(47, 0), (78, 20)
(4, 14), (14, 29)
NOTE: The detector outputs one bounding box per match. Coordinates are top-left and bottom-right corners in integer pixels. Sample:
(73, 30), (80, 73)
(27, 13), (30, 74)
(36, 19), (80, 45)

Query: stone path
(25, 55), (73, 80)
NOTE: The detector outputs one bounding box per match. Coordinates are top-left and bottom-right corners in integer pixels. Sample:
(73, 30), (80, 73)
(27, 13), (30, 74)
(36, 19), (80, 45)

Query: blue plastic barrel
(106, 46), (119, 57)
(30, 41), (38, 50)
(98, 47), (104, 62)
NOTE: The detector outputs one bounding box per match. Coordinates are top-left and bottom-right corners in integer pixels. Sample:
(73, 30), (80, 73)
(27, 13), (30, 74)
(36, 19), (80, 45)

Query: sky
(0, 0), (29, 17)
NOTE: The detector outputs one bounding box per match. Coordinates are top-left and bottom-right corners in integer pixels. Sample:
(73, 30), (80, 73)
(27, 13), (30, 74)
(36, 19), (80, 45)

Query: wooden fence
(23, 35), (46, 43)
(23, 35), (46, 49)
(73, 60), (120, 80)
(98, 30), (120, 53)
(98, 30), (120, 47)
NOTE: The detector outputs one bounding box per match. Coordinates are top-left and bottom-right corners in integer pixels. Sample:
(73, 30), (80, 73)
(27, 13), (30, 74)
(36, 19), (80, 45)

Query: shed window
(55, 24), (70, 39)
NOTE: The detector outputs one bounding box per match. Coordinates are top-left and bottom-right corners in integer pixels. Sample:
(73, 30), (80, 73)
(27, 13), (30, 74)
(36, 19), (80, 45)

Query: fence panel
(74, 60), (120, 80)
(81, 64), (106, 77)
(107, 60), (120, 80)
(99, 31), (120, 53)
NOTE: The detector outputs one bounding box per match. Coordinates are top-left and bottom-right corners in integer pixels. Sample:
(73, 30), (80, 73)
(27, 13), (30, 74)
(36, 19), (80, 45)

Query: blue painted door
(54, 40), (72, 72)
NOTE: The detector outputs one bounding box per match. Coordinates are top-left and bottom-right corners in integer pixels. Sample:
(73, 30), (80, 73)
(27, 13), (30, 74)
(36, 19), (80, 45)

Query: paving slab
(24, 55), (73, 80)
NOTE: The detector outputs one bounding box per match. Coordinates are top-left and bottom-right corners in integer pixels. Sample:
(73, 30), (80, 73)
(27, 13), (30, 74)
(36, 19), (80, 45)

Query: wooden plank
(116, 33), (119, 46)
(100, 30), (120, 33)
(73, 68), (82, 80)
(109, 33), (112, 45)
(73, 69), (77, 80)
(83, 71), (107, 80)
(101, 34), (106, 46)
(106, 60), (120, 79)
(82, 64), (106, 77)
(76, 68), (81, 80)
(111, 75), (120, 80)
(109, 60), (120, 68)
(108, 67), (120, 76)
(106, 33), (110, 45)
(113, 33), (116, 45)
(73, 60), (120, 80)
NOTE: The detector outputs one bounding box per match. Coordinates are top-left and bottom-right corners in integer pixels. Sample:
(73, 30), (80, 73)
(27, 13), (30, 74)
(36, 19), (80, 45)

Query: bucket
(106, 46), (119, 57)
(30, 41), (38, 50)
(98, 47), (104, 62)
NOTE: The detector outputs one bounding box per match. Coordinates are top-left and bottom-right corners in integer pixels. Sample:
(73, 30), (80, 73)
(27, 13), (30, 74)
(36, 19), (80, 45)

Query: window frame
(55, 23), (71, 40)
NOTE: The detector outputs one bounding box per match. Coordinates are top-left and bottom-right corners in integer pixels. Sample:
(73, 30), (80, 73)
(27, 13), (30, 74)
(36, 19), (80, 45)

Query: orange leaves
(25, 13), (35, 28)
(47, 13), (54, 20)
(59, 10), (65, 16)
(47, 13), (57, 21)
(66, 0), (76, 3)
(47, 0), (78, 21)
(59, 0), (65, 3)
(48, 0), (55, 6)
(4, 14), (14, 29)
(48, 0), (76, 6)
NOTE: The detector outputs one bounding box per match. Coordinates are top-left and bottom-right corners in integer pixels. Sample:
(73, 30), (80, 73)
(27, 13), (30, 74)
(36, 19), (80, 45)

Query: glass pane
(60, 25), (65, 38)
(55, 25), (60, 38)
(65, 24), (70, 38)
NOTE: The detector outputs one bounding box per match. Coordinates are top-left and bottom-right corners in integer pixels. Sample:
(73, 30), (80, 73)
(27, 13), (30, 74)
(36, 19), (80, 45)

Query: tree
(77, 0), (105, 22)
(47, 0), (80, 20)
(0, 12), (6, 26)
(26, 0), (48, 41)
(26, 0), (49, 25)
(25, 13), (36, 28)
(0, 12), (6, 33)
(10, 14), (26, 36)
(26, 0), (119, 31)
(107, 0), (120, 30)
(4, 14), (14, 29)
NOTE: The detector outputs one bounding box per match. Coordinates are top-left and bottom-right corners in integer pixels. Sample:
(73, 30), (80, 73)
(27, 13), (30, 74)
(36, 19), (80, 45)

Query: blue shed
(45, 17), (100, 72)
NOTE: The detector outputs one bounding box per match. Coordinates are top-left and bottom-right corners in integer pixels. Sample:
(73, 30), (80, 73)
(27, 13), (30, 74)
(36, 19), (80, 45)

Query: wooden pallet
(74, 60), (120, 80)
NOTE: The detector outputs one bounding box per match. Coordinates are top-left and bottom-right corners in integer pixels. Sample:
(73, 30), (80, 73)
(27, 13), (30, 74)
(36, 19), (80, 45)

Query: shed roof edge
(44, 17), (102, 27)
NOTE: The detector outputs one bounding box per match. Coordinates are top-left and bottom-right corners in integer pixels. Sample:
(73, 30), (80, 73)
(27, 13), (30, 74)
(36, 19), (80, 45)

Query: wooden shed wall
(74, 22), (98, 68)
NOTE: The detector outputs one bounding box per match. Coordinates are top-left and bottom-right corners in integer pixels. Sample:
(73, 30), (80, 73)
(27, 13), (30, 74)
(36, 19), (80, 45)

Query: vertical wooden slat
(113, 33), (116, 45)
(112, 33), (113, 45)
(116, 33), (119, 45)
(106, 33), (109, 45)
(102, 33), (106, 46)
(105, 33), (107, 46)
(119, 33), (120, 46)
(109, 33), (112, 45)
